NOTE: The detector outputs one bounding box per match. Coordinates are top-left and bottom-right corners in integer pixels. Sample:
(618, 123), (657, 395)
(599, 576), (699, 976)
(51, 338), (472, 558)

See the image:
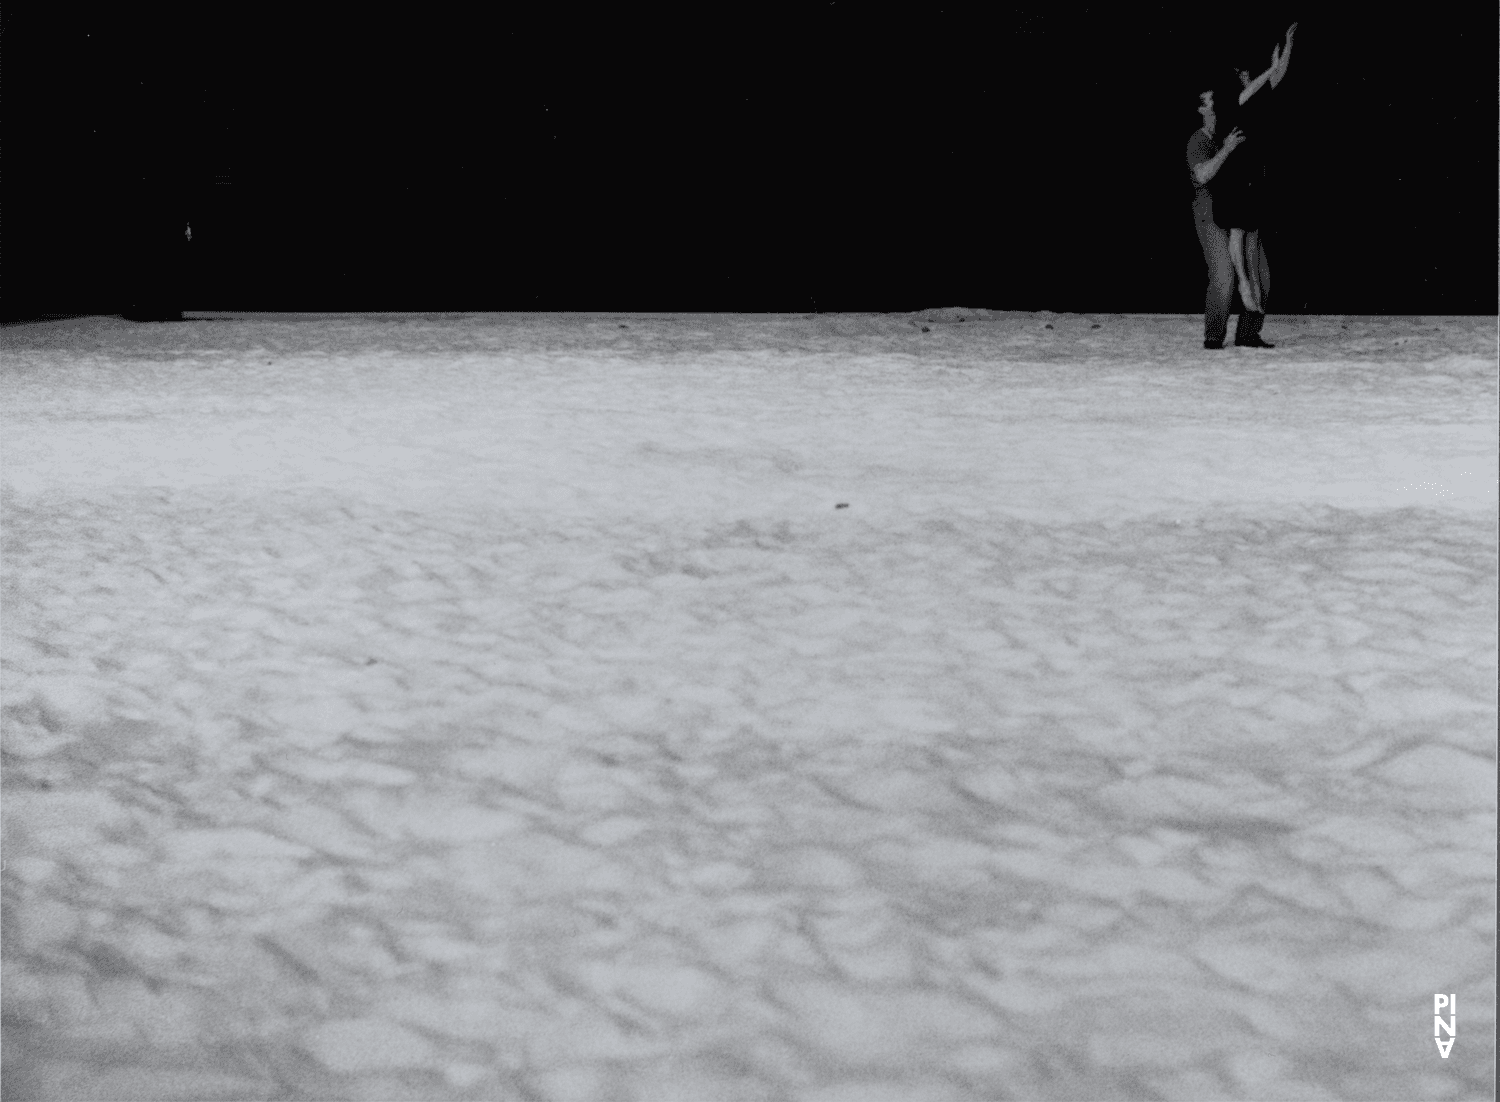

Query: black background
(5, 3), (1496, 316)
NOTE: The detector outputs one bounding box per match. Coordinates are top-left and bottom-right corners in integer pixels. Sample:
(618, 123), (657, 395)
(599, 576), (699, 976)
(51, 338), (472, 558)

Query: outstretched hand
(1272, 23), (1297, 81)
(1222, 128), (1246, 152)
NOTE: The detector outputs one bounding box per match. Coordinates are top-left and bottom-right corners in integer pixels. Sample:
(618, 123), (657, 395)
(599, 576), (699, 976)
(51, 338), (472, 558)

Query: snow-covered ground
(2, 310), (1495, 1101)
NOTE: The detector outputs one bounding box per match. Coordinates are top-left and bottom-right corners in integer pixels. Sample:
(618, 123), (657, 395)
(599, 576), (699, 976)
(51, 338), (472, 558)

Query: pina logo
(1433, 994), (1456, 1058)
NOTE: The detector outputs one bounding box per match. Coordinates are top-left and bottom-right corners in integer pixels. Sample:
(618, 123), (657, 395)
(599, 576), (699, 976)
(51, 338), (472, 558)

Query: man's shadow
(122, 310), (192, 322)
(120, 313), (238, 322)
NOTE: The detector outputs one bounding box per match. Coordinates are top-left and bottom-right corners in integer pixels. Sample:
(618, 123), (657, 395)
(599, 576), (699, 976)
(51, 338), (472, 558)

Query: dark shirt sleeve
(1186, 131), (1214, 185)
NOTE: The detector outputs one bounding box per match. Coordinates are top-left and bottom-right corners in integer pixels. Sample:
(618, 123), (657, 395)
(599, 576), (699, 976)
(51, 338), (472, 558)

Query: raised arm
(1238, 65), (1274, 106)
(1269, 23), (1296, 89)
(1240, 23), (1298, 104)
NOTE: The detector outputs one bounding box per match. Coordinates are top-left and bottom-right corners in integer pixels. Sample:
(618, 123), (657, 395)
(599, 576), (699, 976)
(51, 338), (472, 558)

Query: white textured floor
(2, 310), (1495, 1101)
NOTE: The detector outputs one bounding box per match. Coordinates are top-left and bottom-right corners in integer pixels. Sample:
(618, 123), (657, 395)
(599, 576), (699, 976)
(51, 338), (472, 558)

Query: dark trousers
(1194, 201), (1270, 344)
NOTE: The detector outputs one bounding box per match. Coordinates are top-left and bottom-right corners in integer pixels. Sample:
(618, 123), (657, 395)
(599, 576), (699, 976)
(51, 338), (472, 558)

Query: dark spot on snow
(75, 941), (145, 982)
(835, 503), (849, 509)
(1159, 816), (1297, 841)
(1045, 324), (1054, 329)
(366, 658), (378, 665)
(619, 324), (628, 328)
(1091, 324), (1101, 329)
(922, 326), (930, 333)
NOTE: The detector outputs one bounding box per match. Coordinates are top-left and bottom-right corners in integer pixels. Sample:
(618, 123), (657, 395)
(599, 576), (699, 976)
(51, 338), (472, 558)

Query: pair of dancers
(1188, 23), (1297, 348)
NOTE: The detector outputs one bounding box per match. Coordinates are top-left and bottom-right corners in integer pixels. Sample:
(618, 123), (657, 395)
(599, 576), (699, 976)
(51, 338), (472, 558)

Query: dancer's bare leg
(1243, 229), (1267, 315)
(1229, 228), (1261, 312)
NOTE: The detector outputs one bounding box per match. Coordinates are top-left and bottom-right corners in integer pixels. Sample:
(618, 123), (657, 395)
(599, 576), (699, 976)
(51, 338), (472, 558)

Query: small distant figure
(1186, 23), (1296, 349)
(122, 204), (189, 321)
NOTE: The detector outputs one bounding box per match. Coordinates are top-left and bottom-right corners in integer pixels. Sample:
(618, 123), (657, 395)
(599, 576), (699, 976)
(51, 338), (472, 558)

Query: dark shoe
(1234, 335), (1276, 348)
(1204, 339), (1224, 350)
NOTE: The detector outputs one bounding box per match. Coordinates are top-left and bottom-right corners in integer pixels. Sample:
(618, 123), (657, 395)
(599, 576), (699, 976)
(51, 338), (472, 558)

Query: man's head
(1197, 89), (1217, 136)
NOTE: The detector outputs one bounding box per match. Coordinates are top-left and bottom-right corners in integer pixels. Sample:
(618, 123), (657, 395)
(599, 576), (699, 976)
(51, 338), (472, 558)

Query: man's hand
(1195, 129), (1245, 185)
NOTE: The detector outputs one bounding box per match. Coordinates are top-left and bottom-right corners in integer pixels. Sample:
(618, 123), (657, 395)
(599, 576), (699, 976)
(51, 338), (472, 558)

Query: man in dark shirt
(1186, 115), (1244, 349)
(1186, 25), (1295, 349)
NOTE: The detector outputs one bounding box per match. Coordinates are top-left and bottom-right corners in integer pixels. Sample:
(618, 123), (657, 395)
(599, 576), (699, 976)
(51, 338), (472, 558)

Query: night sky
(6, 3), (1496, 316)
